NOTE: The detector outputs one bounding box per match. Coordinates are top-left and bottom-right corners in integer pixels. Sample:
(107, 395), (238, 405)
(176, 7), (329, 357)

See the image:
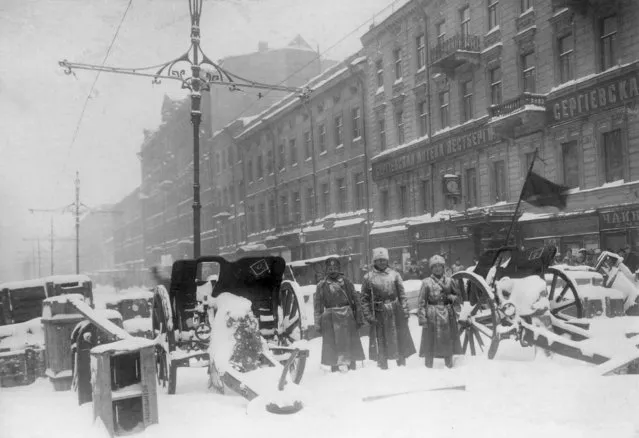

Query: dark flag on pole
(521, 172), (569, 210)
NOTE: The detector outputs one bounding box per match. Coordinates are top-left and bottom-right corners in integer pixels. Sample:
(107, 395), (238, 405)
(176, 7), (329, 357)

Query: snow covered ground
(1, 317), (638, 438)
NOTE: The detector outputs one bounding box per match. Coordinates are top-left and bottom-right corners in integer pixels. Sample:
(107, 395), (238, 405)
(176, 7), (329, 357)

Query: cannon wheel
(277, 282), (305, 384)
(452, 271), (500, 359)
(152, 285), (177, 394)
(546, 267), (583, 320)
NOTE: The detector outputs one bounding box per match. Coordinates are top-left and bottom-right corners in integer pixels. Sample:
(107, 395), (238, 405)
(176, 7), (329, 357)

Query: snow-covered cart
(452, 246), (639, 374)
(152, 256), (308, 397)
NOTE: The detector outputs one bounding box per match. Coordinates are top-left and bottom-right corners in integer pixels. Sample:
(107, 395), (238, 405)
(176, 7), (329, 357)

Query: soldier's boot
(425, 357), (434, 368)
(378, 359), (389, 370)
(445, 356), (453, 368)
(396, 357), (406, 367)
(348, 361), (357, 371)
(331, 366), (339, 373)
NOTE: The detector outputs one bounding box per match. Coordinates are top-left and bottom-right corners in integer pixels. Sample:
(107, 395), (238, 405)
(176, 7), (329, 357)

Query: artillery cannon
(452, 246), (639, 374)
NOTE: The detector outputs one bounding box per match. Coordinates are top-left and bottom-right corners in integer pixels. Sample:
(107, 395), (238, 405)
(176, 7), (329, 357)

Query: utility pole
(59, 0), (310, 258)
(75, 172), (80, 275)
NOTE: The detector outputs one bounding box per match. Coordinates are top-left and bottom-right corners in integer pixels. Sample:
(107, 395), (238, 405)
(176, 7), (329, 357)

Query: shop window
(321, 183), (330, 215)
(489, 66), (502, 105)
(378, 118), (387, 151)
(354, 172), (365, 210)
(558, 33), (574, 83)
(439, 91), (450, 128)
(461, 80), (473, 122)
(521, 52), (536, 93)
(603, 129), (624, 183)
(466, 168), (478, 207)
(421, 180), (430, 213)
(600, 15), (617, 71)
(562, 141), (579, 188)
(381, 190), (390, 220)
(337, 178), (347, 213)
(399, 185), (409, 217)
(493, 160), (507, 202)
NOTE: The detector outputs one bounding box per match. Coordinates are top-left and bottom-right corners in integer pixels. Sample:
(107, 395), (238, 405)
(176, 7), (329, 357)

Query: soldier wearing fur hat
(314, 257), (365, 372)
(361, 247), (416, 369)
(417, 254), (462, 368)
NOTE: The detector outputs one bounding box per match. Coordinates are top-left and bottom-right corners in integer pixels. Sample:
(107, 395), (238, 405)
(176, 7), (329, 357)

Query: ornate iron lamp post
(60, 0), (310, 258)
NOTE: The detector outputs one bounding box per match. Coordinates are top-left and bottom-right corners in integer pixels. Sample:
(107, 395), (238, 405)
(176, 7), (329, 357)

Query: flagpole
(503, 148), (538, 248)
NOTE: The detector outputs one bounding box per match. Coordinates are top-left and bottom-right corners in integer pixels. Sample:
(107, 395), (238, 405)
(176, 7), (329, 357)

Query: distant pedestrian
(361, 247), (416, 370)
(314, 257), (365, 372)
(417, 255), (462, 368)
(451, 258), (465, 273)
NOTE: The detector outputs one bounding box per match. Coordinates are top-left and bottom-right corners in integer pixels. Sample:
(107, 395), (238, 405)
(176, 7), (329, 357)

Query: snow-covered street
(1, 317), (637, 438)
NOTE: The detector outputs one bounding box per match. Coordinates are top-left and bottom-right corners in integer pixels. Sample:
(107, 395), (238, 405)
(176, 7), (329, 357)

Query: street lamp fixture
(59, 0), (311, 259)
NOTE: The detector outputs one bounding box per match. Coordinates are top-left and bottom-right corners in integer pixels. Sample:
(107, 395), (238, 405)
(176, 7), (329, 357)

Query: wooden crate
(91, 341), (158, 437)
(0, 347), (44, 387)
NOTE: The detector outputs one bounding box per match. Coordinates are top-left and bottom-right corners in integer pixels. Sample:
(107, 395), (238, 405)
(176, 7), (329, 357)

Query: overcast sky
(0, 0), (407, 276)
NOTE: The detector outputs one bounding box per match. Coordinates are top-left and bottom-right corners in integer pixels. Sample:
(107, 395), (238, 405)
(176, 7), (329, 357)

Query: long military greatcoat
(417, 274), (463, 361)
(314, 275), (365, 367)
(360, 268), (416, 362)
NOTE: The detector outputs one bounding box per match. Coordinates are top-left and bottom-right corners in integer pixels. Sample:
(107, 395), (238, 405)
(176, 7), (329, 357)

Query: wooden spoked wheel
(152, 285), (177, 394)
(546, 267), (583, 320)
(452, 271), (501, 359)
(278, 282), (302, 344)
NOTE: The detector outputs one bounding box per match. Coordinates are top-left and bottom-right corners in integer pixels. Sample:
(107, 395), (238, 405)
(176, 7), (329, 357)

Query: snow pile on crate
(122, 318), (152, 335)
(93, 284), (153, 309)
(208, 293), (263, 374)
(0, 318), (44, 350)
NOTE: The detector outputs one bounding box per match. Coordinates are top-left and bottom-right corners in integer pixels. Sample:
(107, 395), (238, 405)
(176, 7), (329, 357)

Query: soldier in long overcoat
(361, 247), (416, 369)
(417, 254), (462, 368)
(314, 257), (365, 372)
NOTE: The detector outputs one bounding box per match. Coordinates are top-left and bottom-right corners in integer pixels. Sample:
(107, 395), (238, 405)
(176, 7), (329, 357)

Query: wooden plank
(140, 347), (158, 427)
(68, 298), (130, 341)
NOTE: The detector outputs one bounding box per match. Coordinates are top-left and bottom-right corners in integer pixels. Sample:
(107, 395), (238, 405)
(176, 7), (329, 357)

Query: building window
(247, 160), (253, 182)
(239, 180), (245, 200)
(378, 118), (387, 151)
(354, 172), (365, 210)
(248, 204), (256, 233)
(439, 91), (450, 128)
(493, 160), (507, 202)
(289, 138), (297, 165)
(215, 154), (221, 173)
(562, 141), (579, 188)
(393, 48), (402, 80)
(304, 131), (312, 159)
(352, 107), (361, 139)
(278, 144), (286, 170)
(558, 33), (574, 83)
(417, 101), (428, 137)
(395, 110), (405, 144)
(375, 60), (384, 88)
(399, 185), (409, 217)
(466, 168), (478, 207)
(222, 149), (227, 169)
(293, 191), (301, 223)
(259, 203), (266, 231)
(337, 178), (347, 213)
(280, 194), (289, 224)
(461, 80), (473, 122)
(600, 15), (617, 71)
(603, 129), (624, 183)
(334, 114), (343, 146)
(381, 190), (390, 220)
(489, 66), (502, 105)
(227, 147), (233, 166)
(305, 187), (314, 219)
(321, 183), (330, 215)
(460, 6), (470, 38)
(436, 21), (445, 46)
(266, 150), (273, 174)
(319, 124), (326, 153)
(488, 0), (499, 31)
(521, 52), (536, 93)
(268, 198), (275, 228)
(521, 0), (532, 12)
(420, 180), (430, 213)
(416, 34), (426, 69)
(256, 154), (263, 179)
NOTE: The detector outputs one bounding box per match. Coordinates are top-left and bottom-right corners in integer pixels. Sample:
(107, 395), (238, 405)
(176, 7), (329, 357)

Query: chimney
(258, 41), (268, 52)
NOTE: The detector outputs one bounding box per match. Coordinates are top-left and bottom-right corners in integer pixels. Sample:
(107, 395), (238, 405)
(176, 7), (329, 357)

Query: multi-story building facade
(220, 52), (372, 272)
(364, 0), (639, 266)
(112, 188), (145, 285)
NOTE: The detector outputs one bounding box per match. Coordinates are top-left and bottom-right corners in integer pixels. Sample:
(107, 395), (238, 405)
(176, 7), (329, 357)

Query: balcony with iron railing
(430, 33), (482, 75)
(488, 93), (547, 138)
